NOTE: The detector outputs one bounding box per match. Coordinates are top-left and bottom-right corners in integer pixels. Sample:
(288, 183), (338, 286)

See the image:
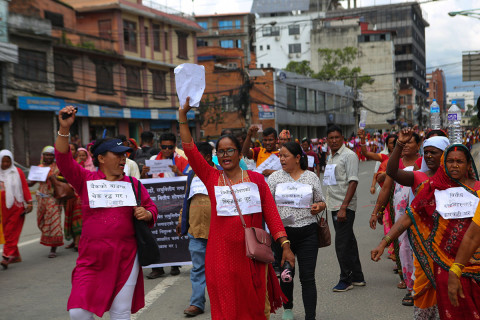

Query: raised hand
(58, 105), (77, 129)
(398, 127), (414, 144)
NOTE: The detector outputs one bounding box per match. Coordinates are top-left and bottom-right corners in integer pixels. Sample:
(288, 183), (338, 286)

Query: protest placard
(307, 155), (314, 168)
(27, 166), (52, 182)
(175, 63), (205, 108)
(254, 154), (282, 174)
(435, 187), (479, 220)
(86, 180), (137, 208)
(141, 177), (191, 268)
(275, 182), (313, 208)
(145, 159), (173, 174)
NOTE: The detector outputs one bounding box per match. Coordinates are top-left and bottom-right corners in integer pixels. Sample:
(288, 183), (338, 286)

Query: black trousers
(331, 209), (364, 283)
(281, 223), (318, 320)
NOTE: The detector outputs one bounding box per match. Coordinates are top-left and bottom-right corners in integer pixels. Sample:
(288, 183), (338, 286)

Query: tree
(284, 60), (314, 77)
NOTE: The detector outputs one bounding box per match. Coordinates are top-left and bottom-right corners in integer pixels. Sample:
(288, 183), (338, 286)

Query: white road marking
(131, 274), (184, 320)
(0, 237), (40, 254)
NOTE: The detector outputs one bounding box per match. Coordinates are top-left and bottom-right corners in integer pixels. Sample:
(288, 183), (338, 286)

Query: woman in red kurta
(179, 98), (295, 320)
(0, 150), (33, 269)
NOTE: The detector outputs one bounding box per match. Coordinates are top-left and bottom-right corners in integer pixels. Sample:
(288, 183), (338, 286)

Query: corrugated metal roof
(251, 0), (310, 14)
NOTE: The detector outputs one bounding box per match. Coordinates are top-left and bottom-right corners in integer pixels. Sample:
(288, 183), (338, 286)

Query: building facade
(426, 69), (447, 120)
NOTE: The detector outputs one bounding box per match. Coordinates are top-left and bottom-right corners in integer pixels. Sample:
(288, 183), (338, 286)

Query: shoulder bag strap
(222, 171), (246, 229)
(129, 176), (141, 206)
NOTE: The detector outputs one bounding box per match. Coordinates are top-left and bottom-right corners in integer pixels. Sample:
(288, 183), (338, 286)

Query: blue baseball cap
(93, 139), (132, 157)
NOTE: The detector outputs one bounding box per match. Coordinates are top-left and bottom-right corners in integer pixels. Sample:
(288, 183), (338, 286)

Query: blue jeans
(188, 234), (207, 310)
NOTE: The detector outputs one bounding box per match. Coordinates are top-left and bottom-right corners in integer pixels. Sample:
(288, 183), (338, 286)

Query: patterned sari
(408, 144), (480, 319)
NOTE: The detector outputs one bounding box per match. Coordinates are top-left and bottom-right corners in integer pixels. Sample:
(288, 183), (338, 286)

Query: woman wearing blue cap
(54, 106), (158, 320)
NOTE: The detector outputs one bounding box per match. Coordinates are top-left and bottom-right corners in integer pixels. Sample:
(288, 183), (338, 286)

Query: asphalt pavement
(7, 146), (480, 320)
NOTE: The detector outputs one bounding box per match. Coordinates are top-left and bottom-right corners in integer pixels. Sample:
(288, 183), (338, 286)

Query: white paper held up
(174, 63), (205, 108)
(87, 180), (137, 208)
(28, 166), (51, 182)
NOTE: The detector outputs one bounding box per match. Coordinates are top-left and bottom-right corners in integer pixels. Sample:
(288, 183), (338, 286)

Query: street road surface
(6, 149), (478, 320)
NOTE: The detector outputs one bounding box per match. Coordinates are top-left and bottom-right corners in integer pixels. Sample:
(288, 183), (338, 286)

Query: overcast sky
(162, 0), (480, 95)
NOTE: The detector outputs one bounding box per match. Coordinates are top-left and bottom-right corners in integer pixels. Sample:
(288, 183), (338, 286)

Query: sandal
(1, 259), (8, 269)
(66, 242), (75, 249)
(397, 280), (407, 289)
(402, 292), (414, 306)
(48, 252), (57, 258)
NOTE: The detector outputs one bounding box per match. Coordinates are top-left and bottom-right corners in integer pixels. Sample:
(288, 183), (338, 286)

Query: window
(316, 92), (325, 112)
(221, 96), (235, 112)
(260, 64), (264, 68)
(259, 45), (263, 51)
(297, 87), (306, 111)
(125, 65), (142, 96)
(326, 93), (334, 111)
(307, 89), (315, 112)
(94, 60), (114, 95)
(198, 21), (208, 29)
(262, 26), (280, 36)
(44, 10), (64, 28)
(152, 24), (160, 51)
(287, 85), (296, 110)
(54, 54), (76, 91)
(197, 39), (208, 47)
(220, 40), (234, 48)
(15, 49), (47, 82)
(236, 40), (242, 48)
(288, 24), (300, 35)
(267, 63), (271, 67)
(218, 21), (233, 30)
(176, 31), (188, 59)
(151, 70), (167, 99)
(123, 20), (137, 52)
(288, 43), (301, 54)
(98, 19), (112, 39)
(267, 45), (270, 50)
(235, 20), (241, 29)
(164, 31), (169, 50)
(144, 27), (149, 46)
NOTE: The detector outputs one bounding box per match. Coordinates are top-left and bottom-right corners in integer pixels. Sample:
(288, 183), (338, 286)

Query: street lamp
(448, 9), (480, 19)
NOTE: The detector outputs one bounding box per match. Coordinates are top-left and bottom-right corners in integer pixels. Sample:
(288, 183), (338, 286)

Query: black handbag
(129, 177), (161, 266)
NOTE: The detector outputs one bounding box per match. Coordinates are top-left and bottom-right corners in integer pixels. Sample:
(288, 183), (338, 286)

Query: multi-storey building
(426, 69), (447, 114)
(8, 0), (201, 165)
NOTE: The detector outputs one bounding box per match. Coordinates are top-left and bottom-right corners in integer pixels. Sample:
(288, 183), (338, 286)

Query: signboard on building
(462, 51), (480, 82)
(258, 104), (275, 120)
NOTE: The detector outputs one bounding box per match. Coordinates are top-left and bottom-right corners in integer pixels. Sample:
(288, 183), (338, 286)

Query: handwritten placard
(307, 155), (314, 168)
(254, 154), (281, 173)
(27, 166), (51, 182)
(87, 180), (137, 208)
(435, 187), (479, 220)
(323, 164), (337, 186)
(188, 176), (208, 199)
(275, 182), (313, 208)
(214, 182), (262, 216)
(145, 159), (173, 175)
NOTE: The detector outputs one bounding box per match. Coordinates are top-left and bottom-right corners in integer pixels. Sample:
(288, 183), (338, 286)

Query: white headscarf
(0, 150), (25, 208)
(420, 136), (450, 172)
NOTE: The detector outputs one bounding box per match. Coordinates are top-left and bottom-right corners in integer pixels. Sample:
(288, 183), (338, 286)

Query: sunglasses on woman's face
(217, 148), (237, 157)
(161, 145), (175, 150)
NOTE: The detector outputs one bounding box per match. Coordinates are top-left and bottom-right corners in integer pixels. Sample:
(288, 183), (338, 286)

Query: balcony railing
(52, 29), (117, 54)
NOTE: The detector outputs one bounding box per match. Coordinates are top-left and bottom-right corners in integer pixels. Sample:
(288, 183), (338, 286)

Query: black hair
(159, 133), (176, 144)
(385, 134), (397, 148)
(221, 128), (233, 136)
(301, 138), (311, 145)
(140, 131), (154, 143)
(116, 135), (127, 143)
(446, 144), (471, 162)
(196, 142), (213, 157)
(91, 137), (115, 167)
(262, 127), (277, 138)
(426, 129), (447, 139)
(412, 132), (421, 144)
(216, 134), (242, 152)
(327, 125), (342, 136)
(282, 142), (308, 170)
(69, 143), (78, 151)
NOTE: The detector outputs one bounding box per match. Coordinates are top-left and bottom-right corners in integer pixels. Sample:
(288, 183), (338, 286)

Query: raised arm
(358, 129), (383, 161)
(241, 125), (258, 159)
(386, 128), (415, 186)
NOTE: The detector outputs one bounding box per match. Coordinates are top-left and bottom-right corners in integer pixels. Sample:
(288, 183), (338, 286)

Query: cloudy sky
(162, 0), (480, 95)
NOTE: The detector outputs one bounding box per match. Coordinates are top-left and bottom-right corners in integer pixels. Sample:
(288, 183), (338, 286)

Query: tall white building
(251, 0), (324, 69)
(446, 91), (475, 110)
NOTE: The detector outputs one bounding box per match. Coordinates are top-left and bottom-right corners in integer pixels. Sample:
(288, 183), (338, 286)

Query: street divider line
(131, 270), (188, 320)
(0, 237), (40, 254)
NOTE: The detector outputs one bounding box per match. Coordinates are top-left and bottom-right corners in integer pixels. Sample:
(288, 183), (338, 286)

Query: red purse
(223, 172), (274, 264)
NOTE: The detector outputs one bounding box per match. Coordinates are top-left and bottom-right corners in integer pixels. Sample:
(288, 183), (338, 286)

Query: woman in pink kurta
(55, 106), (158, 319)
(179, 98), (295, 320)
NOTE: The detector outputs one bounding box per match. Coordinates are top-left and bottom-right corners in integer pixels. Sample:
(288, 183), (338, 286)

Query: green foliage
(284, 47), (374, 89)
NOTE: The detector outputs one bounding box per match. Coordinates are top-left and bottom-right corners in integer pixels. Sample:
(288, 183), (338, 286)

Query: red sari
(1, 168), (31, 258)
(408, 147), (480, 319)
(183, 142), (287, 320)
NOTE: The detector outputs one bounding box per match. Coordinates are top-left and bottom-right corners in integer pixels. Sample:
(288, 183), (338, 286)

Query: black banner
(141, 177), (191, 267)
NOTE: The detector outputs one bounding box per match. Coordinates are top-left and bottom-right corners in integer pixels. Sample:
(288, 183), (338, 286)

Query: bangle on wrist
(178, 121), (188, 124)
(396, 140), (405, 148)
(281, 240), (291, 248)
(57, 131), (70, 138)
(382, 235), (392, 246)
(450, 264), (462, 278)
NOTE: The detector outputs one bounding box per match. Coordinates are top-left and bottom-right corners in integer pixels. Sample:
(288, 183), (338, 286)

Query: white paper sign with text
(28, 166), (51, 182)
(435, 187), (479, 220)
(254, 154), (282, 173)
(308, 155), (314, 168)
(145, 159), (173, 175)
(87, 180), (137, 208)
(215, 182), (262, 216)
(323, 164), (337, 186)
(188, 176), (208, 199)
(175, 63), (205, 108)
(275, 182), (313, 208)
